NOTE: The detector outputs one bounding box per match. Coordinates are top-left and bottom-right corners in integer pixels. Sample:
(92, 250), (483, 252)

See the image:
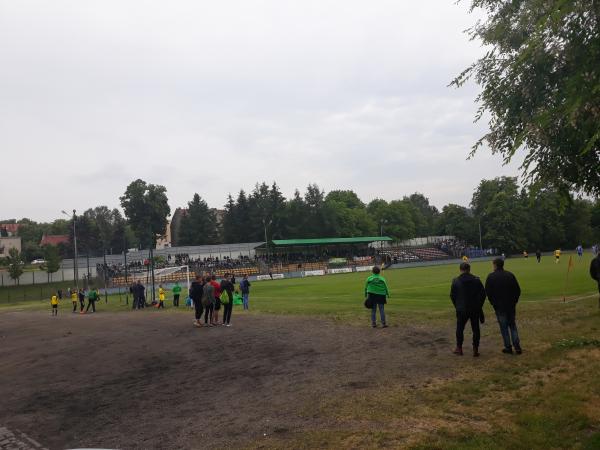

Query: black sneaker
(372, 324), (377, 328)
(502, 347), (514, 354)
(382, 324), (388, 328)
(514, 347), (522, 355)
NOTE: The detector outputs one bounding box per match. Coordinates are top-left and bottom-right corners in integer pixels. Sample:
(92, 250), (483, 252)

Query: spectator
(590, 252), (600, 309)
(450, 262), (486, 357)
(240, 275), (251, 310)
(485, 258), (522, 355)
(364, 266), (390, 329)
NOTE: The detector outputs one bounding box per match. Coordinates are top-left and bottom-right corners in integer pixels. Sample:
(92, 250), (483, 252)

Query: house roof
(40, 234), (70, 246)
(0, 224), (20, 233)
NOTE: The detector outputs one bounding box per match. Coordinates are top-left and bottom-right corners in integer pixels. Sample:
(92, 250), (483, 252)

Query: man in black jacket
(190, 275), (204, 328)
(450, 262), (487, 357)
(590, 253), (600, 308)
(485, 258), (522, 354)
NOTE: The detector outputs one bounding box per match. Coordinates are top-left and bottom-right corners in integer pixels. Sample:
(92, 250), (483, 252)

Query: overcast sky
(0, 1), (522, 222)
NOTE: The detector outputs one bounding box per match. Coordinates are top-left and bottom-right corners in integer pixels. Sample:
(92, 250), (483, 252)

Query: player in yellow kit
(51, 293), (59, 316)
(157, 285), (166, 309)
(71, 289), (78, 313)
(555, 249), (561, 263)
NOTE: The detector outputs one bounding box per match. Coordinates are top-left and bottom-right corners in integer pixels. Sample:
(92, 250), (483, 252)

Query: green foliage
(437, 204), (478, 243)
(120, 179), (170, 248)
(6, 247), (24, 282)
(42, 245), (61, 275)
(178, 193), (218, 245)
(454, 0), (600, 195)
(554, 338), (600, 349)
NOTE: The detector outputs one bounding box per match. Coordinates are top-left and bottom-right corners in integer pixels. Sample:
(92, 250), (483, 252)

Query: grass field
(2, 254), (600, 449)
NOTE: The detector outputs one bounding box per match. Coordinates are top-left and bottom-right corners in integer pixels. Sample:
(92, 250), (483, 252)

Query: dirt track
(0, 310), (463, 449)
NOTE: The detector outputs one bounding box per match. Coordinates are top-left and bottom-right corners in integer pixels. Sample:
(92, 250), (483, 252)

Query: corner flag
(563, 255), (575, 302)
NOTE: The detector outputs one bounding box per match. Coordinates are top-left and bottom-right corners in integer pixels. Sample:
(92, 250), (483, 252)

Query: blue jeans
(371, 303), (386, 325)
(242, 293), (249, 310)
(495, 310), (521, 350)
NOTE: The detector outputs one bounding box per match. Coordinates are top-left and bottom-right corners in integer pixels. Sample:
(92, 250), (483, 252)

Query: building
(0, 237), (22, 258)
(0, 223), (21, 237)
(40, 234), (70, 246)
(169, 208), (188, 247)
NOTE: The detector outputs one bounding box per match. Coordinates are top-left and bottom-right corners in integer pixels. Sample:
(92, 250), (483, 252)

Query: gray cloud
(0, 0), (520, 221)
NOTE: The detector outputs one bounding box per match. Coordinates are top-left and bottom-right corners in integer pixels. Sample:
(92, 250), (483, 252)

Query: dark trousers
(80, 300), (85, 312)
(495, 310), (520, 350)
(193, 299), (203, 321)
(86, 300), (96, 313)
(72, 302), (77, 312)
(204, 303), (214, 324)
(158, 300), (164, 309)
(456, 310), (480, 348)
(52, 305), (58, 316)
(223, 302), (233, 324)
(174, 294), (180, 307)
(132, 295), (138, 309)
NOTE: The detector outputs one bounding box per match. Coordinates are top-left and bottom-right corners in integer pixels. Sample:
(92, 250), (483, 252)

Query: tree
(402, 193), (439, 237)
(178, 194), (218, 245)
(120, 179), (170, 248)
(481, 191), (527, 254)
(453, 1), (600, 195)
(42, 245), (61, 282)
(437, 204), (478, 243)
(7, 248), (24, 285)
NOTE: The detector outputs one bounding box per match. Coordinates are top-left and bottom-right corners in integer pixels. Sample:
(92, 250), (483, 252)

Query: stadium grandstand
(90, 235), (495, 288)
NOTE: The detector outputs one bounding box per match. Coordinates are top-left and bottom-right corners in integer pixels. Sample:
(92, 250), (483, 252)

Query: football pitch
(1, 255), (600, 449)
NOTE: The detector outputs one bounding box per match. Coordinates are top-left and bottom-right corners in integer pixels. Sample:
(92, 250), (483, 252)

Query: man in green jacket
(172, 282), (182, 307)
(364, 266), (390, 328)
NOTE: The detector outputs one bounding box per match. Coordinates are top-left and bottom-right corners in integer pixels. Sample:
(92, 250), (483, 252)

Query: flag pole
(562, 255), (574, 302)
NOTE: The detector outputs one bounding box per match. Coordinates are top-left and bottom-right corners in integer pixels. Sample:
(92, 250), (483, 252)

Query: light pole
(62, 209), (79, 291)
(478, 219), (483, 250)
(262, 218), (272, 262)
(380, 219), (388, 249)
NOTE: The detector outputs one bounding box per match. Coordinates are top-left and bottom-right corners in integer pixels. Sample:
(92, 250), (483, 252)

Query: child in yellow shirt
(71, 290), (78, 313)
(51, 294), (59, 316)
(157, 285), (166, 309)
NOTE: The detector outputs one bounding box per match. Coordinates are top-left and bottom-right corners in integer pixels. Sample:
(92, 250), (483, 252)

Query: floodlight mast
(62, 209), (79, 291)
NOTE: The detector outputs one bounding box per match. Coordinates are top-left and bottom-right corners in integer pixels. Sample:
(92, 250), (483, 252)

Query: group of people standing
(363, 259), (523, 357)
(189, 273), (251, 328)
(50, 287), (100, 315)
(450, 259), (522, 357)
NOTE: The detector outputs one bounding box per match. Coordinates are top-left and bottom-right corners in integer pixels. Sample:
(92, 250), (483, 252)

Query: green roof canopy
(271, 236), (392, 246)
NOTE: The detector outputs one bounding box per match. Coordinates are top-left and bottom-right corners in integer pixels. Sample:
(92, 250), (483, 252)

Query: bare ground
(0, 309), (475, 449)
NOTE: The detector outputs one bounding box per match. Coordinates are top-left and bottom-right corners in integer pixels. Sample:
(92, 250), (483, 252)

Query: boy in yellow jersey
(462, 255), (469, 263)
(555, 249), (561, 263)
(157, 284), (166, 309)
(51, 293), (59, 316)
(71, 289), (78, 313)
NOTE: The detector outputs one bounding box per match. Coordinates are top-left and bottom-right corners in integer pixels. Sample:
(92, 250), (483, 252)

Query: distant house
(40, 234), (70, 247)
(0, 236), (22, 257)
(0, 223), (21, 237)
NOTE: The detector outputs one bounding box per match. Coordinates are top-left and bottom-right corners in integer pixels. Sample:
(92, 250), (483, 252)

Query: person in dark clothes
(220, 273), (234, 326)
(78, 288), (86, 313)
(590, 253), (600, 308)
(450, 262), (487, 357)
(485, 258), (522, 354)
(137, 282), (146, 308)
(190, 275), (205, 328)
(130, 284), (137, 309)
(202, 276), (215, 326)
(535, 249), (541, 263)
(210, 275), (221, 325)
(240, 275), (251, 310)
